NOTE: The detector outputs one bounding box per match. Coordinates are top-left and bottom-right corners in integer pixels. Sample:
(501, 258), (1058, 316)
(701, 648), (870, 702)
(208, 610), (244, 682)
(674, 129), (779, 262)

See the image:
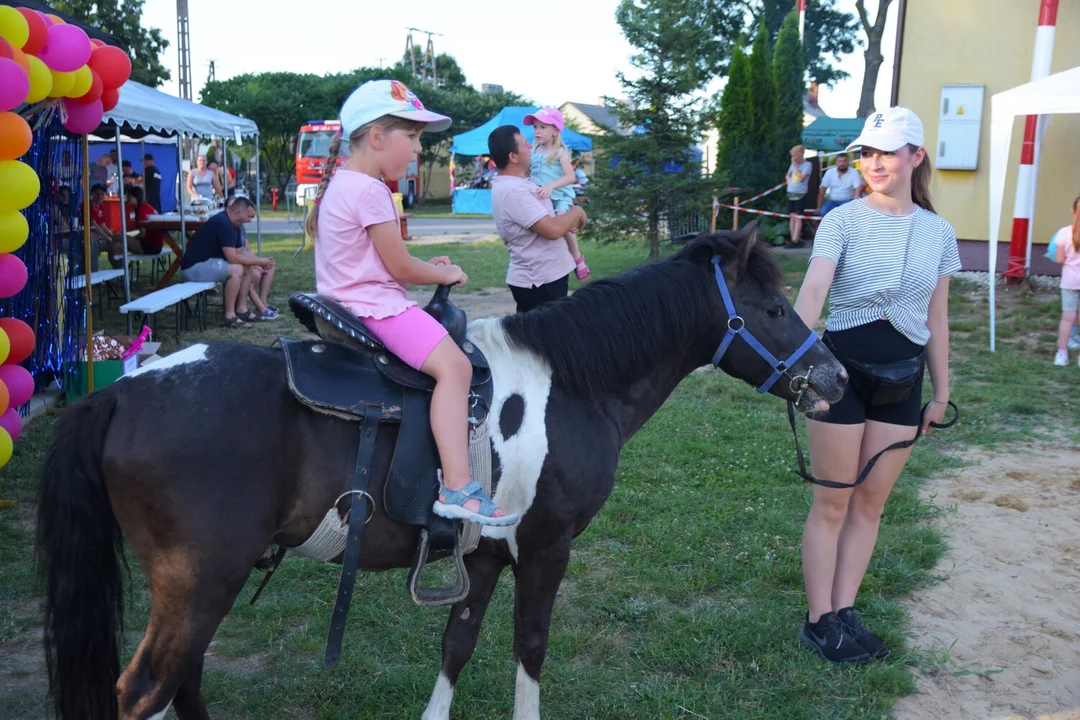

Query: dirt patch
(894, 444), (1080, 720)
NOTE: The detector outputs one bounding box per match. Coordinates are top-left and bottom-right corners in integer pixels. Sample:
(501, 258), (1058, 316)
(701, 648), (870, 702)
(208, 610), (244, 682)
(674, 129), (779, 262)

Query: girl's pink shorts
(362, 305), (448, 371)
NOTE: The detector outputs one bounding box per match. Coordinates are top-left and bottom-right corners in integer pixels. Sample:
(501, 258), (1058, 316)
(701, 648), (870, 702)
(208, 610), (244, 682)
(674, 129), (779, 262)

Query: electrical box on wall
(936, 84), (985, 170)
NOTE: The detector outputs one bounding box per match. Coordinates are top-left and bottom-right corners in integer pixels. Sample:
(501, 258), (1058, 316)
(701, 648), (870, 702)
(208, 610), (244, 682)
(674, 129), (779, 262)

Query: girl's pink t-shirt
(1052, 225), (1080, 290)
(315, 169), (414, 319)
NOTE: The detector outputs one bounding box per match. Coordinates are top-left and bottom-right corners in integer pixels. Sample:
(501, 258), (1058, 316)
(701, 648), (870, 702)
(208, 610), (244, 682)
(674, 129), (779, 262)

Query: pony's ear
(739, 221), (760, 269)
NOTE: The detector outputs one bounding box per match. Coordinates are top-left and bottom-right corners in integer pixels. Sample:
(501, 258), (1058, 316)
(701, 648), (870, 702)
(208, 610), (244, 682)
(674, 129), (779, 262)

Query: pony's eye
(766, 306), (785, 319)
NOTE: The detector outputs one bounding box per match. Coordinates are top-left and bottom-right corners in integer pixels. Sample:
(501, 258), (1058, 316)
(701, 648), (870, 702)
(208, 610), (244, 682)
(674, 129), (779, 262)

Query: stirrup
(407, 528), (470, 606)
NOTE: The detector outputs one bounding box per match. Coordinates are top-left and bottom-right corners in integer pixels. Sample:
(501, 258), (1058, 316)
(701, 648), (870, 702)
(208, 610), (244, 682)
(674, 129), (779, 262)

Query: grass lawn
(0, 240), (1076, 718)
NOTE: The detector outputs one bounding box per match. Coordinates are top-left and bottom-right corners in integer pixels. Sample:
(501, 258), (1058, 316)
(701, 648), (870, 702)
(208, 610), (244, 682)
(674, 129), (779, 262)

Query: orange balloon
(0, 378), (8, 417)
(0, 112), (31, 160)
(45, 14), (65, 25)
(10, 46), (28, 73)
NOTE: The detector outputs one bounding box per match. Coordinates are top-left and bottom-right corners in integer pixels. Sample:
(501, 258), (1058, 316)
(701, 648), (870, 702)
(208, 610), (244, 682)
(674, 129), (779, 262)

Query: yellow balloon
(0, 210), (28, 253)
(49, 69), (75, 98)
(0, 327), (9, 366)
(24, 56), (52, 104)
(0, 427), (12, 468)
(69, 65), (92, 99)
(0, 7), (29, 50)
(0, 161), (39, 212)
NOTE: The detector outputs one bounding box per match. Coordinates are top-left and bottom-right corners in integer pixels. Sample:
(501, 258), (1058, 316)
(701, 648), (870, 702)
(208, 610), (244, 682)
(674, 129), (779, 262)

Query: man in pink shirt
(487, 125), (587, 313)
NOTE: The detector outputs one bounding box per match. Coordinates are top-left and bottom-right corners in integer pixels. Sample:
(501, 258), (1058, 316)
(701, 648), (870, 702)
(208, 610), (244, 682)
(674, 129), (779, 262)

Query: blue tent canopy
(450, 107), (593, 156)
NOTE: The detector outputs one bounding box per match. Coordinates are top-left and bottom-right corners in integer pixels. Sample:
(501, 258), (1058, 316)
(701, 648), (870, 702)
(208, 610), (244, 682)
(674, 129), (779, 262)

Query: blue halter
(710, 256), (818, 395)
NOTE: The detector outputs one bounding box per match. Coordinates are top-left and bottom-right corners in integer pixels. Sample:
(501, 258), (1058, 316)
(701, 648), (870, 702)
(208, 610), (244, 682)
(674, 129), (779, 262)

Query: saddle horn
(424, 284), (466, 344)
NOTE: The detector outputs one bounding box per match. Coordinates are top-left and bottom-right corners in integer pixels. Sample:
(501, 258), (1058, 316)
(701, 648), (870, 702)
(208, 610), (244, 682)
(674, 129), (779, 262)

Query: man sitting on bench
(180, 196), (271, 329)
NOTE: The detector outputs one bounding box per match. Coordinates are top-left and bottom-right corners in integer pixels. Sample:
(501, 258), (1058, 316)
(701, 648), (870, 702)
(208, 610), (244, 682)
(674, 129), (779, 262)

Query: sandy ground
(406, 286), (516, 318)
(894, 444), (1080, 720)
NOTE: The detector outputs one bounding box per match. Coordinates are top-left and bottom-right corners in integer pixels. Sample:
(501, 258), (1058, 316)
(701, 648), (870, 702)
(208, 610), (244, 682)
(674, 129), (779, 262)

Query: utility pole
(176, 0), (192, 100)
(405, 27), (442, 86)
(207, 60), (216, 84)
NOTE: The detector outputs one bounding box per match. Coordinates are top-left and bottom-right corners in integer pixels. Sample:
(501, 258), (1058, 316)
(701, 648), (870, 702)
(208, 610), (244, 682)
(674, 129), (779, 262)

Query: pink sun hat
(523, 107), (564, 132)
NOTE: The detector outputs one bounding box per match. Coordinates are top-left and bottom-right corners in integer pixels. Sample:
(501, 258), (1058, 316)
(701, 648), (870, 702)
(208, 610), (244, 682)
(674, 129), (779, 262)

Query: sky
(142, 0), (898, 119)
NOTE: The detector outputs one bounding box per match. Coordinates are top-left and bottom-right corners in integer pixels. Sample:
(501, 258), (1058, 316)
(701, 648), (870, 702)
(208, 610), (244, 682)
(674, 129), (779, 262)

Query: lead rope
(786, 399), (958, 489)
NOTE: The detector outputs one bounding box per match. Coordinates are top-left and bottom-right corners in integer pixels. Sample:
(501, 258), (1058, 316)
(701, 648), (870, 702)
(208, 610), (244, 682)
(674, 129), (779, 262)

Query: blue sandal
(433, 479), (520, 527)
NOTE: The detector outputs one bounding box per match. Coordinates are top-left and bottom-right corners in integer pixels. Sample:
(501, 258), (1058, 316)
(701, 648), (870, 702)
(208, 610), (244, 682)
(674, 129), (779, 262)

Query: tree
(591, 0), (740, 261)
(201, 71), (354, 194)
(716, 46), (753, 186)
(772, 12), (805, 158)
(747, 0), (859, 87)
(54, 0), (170, 87)
(855, 0), (893, 117)
(745, 23), (779, 189)
(201, 63), (526, 203)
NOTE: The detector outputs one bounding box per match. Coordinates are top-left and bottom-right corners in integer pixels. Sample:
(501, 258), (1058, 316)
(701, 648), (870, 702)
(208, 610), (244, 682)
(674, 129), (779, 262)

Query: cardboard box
(65, 354), (137, 402)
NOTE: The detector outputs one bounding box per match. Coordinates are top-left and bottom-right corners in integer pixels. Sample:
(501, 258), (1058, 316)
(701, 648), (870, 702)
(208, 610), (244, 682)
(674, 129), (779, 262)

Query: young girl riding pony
(524, 108), (590, 280)
(306, 80), (517, 527)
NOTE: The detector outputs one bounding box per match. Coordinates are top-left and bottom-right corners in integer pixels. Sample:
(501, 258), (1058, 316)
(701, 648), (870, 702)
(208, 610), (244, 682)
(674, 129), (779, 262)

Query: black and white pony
(37, 226), (846, 720)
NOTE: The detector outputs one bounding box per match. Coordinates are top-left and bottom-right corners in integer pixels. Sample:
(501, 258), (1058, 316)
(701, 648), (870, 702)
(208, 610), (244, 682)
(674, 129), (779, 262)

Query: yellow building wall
(897, 0), (1080, 243)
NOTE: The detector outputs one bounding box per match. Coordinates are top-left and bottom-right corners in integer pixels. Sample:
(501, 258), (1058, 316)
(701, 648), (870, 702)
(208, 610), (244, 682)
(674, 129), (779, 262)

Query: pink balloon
(0, 407), (21, 442)
(37, 24), (92, 73)
(0, 58), (29, 112)
(61, 97), (102, 134)
(0, 365), (33, 408)
(0, 253), (27, 298)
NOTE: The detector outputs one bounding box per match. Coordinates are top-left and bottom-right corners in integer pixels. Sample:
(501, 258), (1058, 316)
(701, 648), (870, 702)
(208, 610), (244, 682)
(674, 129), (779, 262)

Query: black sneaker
(798, 612), (871, 664)
(837, 607), (890, 659)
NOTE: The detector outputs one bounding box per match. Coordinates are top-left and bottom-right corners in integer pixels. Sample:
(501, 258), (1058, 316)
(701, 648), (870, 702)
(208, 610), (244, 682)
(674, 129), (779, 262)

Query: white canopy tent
(988, 65), (1080, 351)
(85, 81), (262, 329)
(100, 81), (259, 139)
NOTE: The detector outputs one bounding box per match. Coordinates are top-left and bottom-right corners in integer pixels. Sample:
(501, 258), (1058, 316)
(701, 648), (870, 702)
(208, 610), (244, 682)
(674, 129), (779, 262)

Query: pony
(37, 226), (846, 719)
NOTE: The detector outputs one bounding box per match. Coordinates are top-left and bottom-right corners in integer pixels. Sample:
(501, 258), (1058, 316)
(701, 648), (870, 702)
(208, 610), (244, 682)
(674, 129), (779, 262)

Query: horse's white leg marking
(421, 672), (454, 720)
(146, 701), (172, 720)
(512, 662), (541, 720)
(125, 343), (209, 378)
(470, 320), (553, 562)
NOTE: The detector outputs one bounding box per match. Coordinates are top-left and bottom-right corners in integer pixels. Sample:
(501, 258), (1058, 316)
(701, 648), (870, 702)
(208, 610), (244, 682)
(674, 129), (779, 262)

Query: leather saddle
(281, 286), (493, 610)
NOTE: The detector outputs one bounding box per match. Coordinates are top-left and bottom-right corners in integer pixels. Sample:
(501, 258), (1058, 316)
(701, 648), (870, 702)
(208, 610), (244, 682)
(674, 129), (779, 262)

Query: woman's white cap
(846, 107), (924, 152)
(340, 79), (452, 137)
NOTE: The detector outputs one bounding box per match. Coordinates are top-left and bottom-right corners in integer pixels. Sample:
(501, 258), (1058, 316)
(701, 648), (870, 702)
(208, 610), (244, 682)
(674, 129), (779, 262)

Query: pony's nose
(836, 367), (849, 387)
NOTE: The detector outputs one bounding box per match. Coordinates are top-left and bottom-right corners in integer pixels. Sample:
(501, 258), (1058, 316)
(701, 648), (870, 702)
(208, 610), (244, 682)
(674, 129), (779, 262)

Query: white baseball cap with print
(846, 107), (924, 152)
(339, 79), (452, 137)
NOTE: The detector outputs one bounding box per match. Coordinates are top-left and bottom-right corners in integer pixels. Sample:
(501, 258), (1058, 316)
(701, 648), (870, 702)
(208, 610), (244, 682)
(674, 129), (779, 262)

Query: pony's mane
(500, 230), (783, 397)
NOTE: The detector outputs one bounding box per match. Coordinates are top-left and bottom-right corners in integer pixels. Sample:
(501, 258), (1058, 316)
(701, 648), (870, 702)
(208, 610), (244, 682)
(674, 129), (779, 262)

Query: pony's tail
(37, 391), (124, 720)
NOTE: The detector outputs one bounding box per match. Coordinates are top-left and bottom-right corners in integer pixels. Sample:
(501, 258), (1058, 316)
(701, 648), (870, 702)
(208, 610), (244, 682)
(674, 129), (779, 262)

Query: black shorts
(817, 320), (926, 427)
(509, 275), (569, 314)
(788, 195), (807, 214)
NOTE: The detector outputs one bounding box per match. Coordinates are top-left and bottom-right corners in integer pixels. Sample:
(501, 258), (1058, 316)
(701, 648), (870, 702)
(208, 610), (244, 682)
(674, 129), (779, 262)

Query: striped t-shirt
(810, 198), (962, 345)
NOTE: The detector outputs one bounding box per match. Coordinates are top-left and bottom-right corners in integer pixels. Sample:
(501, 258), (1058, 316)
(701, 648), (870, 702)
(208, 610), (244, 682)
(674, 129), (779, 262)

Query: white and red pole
(798, 0), (806, 41)
(1005, 0), (1058, 284)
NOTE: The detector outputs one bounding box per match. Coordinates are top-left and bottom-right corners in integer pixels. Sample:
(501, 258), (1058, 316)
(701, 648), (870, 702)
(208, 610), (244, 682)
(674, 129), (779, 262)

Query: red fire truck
(295, 120), (422, 207)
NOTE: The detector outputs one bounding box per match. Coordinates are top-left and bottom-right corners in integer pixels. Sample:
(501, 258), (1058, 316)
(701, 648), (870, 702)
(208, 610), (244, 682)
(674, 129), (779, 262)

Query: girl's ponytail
(304, 133), (343, 240)
(1071, 196), (1080, 253)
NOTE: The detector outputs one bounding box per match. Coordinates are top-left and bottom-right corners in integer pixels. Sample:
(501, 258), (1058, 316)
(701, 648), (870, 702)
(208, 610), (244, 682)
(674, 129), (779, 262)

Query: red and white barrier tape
(716, 204), (821, 221)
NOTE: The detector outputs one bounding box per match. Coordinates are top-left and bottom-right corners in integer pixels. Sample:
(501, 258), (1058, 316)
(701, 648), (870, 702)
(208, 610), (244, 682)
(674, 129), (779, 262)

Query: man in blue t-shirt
(180, 196), (272, 327)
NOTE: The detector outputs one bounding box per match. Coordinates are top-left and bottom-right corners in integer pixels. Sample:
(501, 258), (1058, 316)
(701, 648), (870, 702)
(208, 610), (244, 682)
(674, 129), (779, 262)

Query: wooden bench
(119, 281), (216, 341)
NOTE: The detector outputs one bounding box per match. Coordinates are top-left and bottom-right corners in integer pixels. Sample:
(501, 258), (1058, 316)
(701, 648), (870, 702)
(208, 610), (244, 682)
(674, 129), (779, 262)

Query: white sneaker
(1054, 349), (1068, 366)
(1069, 335), (1080, 351)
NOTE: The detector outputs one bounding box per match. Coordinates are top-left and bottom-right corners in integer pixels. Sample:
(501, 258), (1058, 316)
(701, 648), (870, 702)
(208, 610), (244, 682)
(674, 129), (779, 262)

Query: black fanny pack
(824, 334), (925, 406)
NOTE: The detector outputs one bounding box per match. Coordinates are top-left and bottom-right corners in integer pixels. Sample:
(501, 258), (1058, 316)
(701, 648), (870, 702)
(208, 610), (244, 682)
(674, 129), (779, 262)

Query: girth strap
(324, 407), (381, 668)
(787, 400), (958, 489)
